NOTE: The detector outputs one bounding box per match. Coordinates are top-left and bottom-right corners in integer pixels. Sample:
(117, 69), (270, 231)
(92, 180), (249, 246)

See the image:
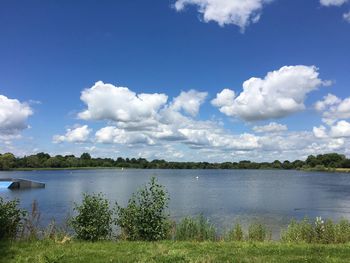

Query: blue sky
(1, 0), (350, 161)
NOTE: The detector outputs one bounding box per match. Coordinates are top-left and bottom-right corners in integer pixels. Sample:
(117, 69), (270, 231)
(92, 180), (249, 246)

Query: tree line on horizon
(0, 152), (349, 171)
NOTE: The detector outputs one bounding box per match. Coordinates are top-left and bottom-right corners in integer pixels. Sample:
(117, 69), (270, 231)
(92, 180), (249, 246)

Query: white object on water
(195, 176), (199, 180)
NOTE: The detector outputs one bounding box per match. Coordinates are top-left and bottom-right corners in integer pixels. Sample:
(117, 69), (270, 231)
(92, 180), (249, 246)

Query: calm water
(1, 169), (350, 238)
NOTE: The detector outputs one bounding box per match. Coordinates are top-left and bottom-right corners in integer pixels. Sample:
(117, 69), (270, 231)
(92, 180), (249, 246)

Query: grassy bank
(300, 167), (350, 173)
(1, 240), (350, 263)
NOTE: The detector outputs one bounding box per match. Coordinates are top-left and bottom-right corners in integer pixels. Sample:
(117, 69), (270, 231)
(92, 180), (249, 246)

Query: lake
(1, 169), (350, 238)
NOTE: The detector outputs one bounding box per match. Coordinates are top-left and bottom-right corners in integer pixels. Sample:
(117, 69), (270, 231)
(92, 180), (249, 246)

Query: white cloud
(178, 128), (260, 150)
(78, 81), (168, 122)
(320, 0), (348, 6)
(95, 126), (155, 145)
(0, 95), (33, 136)
(330, 120), (350, 137)
(169, 90), (208, 116)
(212, 65), (325, 121)
(344, 11), (350, 22)
(315, 93), (341, 111)
(313, 125), (328, 138)
(315, 94), (350, 124)
(253, 122), (288, 133)
(53, 80), (350, 162)
(211, 88), (235, 108)
(174, 0), (272, 31)
(53, 125), (91, 143)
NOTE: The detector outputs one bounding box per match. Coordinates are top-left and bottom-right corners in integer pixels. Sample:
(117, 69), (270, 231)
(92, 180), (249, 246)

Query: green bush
(334, 219), (350, 243)
(281, 218), (314, 243)
(248, 222), (270, 242)
(321, 219), (336, 244)
(116, 177), (170, 241)
(282, 217), (350, 244)
(175, 215), (217, 241)
(0, 197), (26, 240)
(226, 223), (244, 241)
(70, 193), (114, 241)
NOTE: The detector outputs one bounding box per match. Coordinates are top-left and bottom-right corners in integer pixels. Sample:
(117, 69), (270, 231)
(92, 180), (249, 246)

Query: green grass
(300, 167), (350, 173)
(1, 240), (350, 263)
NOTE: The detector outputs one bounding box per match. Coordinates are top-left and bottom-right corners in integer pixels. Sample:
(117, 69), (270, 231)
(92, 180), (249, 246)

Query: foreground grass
(1, 241), (350, 263)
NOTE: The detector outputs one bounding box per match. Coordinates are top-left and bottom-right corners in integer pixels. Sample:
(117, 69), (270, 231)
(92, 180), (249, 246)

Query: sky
(0, 0), (350, 162)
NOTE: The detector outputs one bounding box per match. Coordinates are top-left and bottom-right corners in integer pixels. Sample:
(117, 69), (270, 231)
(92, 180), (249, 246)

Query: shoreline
(3, 167), (350, 173)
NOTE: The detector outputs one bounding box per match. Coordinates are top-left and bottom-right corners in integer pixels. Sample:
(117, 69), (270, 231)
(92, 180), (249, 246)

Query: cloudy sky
(1, 0), (350, 162)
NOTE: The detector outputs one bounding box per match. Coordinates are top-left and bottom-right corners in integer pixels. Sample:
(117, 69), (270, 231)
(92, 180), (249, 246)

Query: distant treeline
(0, 152), (350, 170)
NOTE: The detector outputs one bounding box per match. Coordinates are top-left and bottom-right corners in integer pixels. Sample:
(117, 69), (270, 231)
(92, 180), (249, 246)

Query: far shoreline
(4, 167), (350, 173)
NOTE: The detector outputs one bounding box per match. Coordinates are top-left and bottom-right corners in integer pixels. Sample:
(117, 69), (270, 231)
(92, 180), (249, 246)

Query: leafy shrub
(116, 177), (170, 241)
(175, 215), (217, 241)
(248, 222), (270, 242)
(282, 217), (350, 244)
(70, 193), (114, 241)
(226, 223), (244, 241)
(334, 219), (350, 243)
(0, 197), (26, 240)
(281, 218), (314, 243)
(321, 219), (336, 244)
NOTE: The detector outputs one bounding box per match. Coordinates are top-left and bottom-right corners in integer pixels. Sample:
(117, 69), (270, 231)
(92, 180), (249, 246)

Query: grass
(334, 168), (350, 173)
(1, 240), (350, 263)
(300, 167), (350, 173)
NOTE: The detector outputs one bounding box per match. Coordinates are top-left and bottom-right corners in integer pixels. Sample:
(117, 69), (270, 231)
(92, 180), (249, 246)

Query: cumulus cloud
(330, 120), (350, 137)
(313, 120), (350, 139)
(211, 88), (235, 109)
(313, 93), (350, 139)
(60, 80), (350, 162)
(315, 94), (350, 124)
(95, 126), (155, 145)
(53, 125), (91, 143)
(85, 83), (260, 151)
(314, 93), (341, 111)
(313, 125), (328, 138)
(0, 95), (33, 137)
(78, 81), (168, 123)
(320, 0), (348, 6)
(212, 65), (325, 121)
(169, 90), (208, 117)
(253, 122), (288, 133)
(173, 0), (272, 31)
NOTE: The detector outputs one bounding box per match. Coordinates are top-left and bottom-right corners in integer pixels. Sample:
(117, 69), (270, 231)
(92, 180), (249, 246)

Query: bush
(334, 219), (350, 243)
(175, 215), (217, 241)
(281, 218), (314, 243)
(116, 177), (170, 241)
(226, 223), (244, 241)
(248, 222), (270, 242)
(70, 193), (114, 241)
(0, 197), (26, 240)
(282, 217), (350, 244)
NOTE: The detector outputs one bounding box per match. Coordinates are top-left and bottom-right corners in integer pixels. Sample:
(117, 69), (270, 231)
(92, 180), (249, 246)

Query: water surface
(1, 169), (350, 238)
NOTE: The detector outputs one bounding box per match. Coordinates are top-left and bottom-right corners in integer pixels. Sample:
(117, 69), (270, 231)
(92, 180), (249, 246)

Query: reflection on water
(1, 169), (350, 238)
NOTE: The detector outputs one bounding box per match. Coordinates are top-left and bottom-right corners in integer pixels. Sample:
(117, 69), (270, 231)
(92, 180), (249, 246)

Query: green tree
(0, 153), (16, 170)
(116, 177), (170, 241)
(70, 193), (114, 241)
